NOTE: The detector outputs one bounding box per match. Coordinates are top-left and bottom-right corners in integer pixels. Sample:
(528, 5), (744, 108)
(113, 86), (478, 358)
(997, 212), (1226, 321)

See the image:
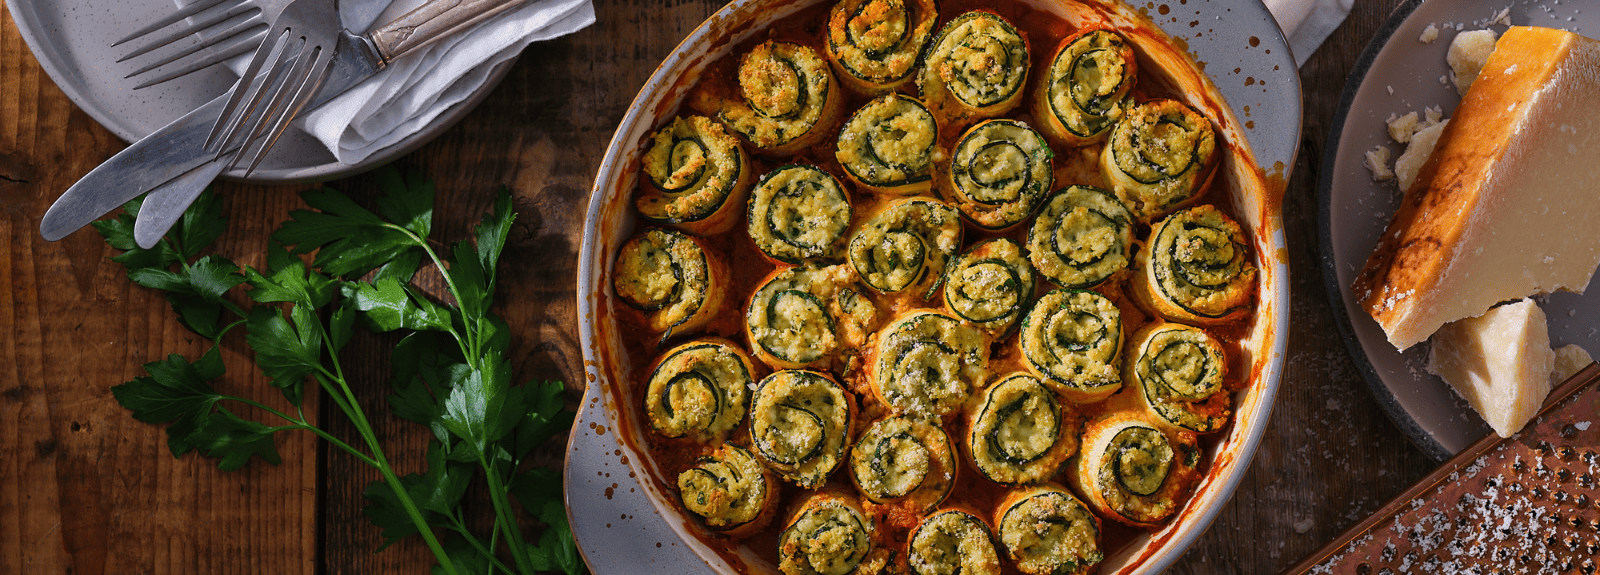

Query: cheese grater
(1285, 362), (1600, 575)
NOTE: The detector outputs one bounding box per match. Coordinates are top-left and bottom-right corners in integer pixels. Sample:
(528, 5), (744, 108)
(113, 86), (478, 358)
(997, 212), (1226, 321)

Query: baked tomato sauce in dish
(575, 0), (1294, 573)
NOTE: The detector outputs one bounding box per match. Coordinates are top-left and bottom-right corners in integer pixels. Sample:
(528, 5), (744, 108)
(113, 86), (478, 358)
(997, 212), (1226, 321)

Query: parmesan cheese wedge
(1426, 299), (1554, 438)
(1354, 26), (1600, 351)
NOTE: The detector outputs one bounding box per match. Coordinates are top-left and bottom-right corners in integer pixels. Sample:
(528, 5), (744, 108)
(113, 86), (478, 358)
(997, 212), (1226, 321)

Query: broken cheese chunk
(1354, 27), (1600, 350)
(1426, 299), (1553, 438)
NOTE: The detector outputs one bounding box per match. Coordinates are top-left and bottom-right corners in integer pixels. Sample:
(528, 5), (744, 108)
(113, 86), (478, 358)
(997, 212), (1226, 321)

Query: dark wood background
(0, 0), (1438, 572)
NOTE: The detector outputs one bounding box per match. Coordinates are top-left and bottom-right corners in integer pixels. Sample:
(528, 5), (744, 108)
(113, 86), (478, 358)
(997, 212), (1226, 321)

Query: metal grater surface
(1286, 362), (1600, 575)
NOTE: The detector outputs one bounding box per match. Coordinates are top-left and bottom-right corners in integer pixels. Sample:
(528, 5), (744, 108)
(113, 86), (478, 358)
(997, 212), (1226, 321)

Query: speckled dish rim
(571, 0), (1300, 573)
(4, 0), (516, 184)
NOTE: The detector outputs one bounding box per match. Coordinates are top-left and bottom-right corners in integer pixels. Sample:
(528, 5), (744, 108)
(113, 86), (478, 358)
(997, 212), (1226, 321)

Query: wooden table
(0, 0), (1439, 572)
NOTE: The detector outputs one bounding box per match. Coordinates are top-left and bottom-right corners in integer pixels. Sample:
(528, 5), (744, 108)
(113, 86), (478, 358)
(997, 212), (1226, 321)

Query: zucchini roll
(1026, 185), (1134, 290)
(847, 197), (963, 299)
(1033, 29), (1136, 147)
(612, 229), (729, 337)
(1133, 205), (1257, 325)
(709, 40), (845, 157)
(867, 311), (989, 419)
(941, 119), (1053, 231)
(644, 338), (756, 442)
(941, 238), (1036, 336)
(994, 484), (1103, 575)
(1070, 412), (1202, 528)
(835, 94), (938, 196)
(747, 165), (854, 264)
(745, 264), (878, 370)
(1102, 99), (1219, 221)
(824, 0), (939, 95)
(920, 11), (1030, 121)
(906, 508), (1002, 575)
(848, 416), (956, 511)
(778, 491), (888, 575)
(750, 370), (856, 488)
(636, 115), (755, 236)
(1127, 322), (1231, 433)
(1017, 289), (1122, 403)
(678, 443), (779, 538)
(963, 373), (1082, 486)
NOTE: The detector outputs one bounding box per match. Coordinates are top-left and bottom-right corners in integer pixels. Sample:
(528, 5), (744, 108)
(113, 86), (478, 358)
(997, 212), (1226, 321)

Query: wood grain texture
(0, 0), (1448, 573)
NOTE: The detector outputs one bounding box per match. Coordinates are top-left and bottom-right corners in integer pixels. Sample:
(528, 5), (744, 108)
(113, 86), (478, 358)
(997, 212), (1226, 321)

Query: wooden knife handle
(369, 0), (531, 61)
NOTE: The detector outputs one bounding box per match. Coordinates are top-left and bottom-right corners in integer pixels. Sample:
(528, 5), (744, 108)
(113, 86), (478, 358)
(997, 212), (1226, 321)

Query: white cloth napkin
(290, 0), (596, 164)
(1264, 0), (1353, 66)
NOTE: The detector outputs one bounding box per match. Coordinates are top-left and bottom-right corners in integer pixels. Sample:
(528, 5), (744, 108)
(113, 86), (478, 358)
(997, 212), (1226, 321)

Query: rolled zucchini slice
(1027, 185), (1134, 290)
(643, 338), (755, 442)
(612, 229), (729, 336)
(941, 238), (1036, 336)
(1133, 205), (1257, 324)
(745, 264), (879, 370)
(849, 416), (956, 512)
(1017, 289), (1122, 403)
(636, 115), (756, 235)
(677, 443), (779, 538)
(963, 373), (1082, 486)
(994, 484), (1103, 575)
(750, 370), (856, 488)
(824, 0), (939, 95)
(867, 311), (989, 419)
(1069, 412), (1202, 528)
(847, 197), (963, 299)
(704, 40), (846, 157)
(941, 119), (1053, 231)
(778, 491), (888, 575)
(1102, 99), (1218, 221)
(920, 11), (1030, 121)
(1033, 29), (1137, 147)
(1127, 322), (1231, 433)
(748, 165), (854, 265)
(906, 508), (1002, 575)
(835, 94), (938, 196)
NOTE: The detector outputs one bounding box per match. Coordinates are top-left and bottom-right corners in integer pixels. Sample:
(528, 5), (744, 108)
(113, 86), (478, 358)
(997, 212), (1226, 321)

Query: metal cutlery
(41, 0), (539, 247)
(115, 0), (281, 89)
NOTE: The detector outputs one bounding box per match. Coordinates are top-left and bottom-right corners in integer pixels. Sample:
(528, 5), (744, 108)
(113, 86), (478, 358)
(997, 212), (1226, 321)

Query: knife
(42, 0), (540, 245)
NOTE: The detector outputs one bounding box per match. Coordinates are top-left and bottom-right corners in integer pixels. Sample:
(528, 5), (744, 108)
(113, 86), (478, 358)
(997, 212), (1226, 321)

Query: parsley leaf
(439, 350), (524, 457)
(345, 278), (452, 333)
(274, 188), (423, 278)
(244, 305), (322, 406)
(515, 381), (576, 461)
(187, 407), (282, 471)
(109, 347), (227, 457)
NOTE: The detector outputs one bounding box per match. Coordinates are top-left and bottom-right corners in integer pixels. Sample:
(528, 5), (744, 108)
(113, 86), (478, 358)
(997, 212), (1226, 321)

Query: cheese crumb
(1395, 120), (1449, 191)
(1387, 112), (1420, 143)
(1551, 344), (1593, 383)
(1419, 24), (1440, 43)
(1365, 146), (1394, 180)
(1447, 29), (1499, 94)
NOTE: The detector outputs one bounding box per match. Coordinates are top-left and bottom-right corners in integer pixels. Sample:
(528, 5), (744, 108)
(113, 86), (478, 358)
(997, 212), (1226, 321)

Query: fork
(205, 0), (342, 175)
(114, 0), (284, 89)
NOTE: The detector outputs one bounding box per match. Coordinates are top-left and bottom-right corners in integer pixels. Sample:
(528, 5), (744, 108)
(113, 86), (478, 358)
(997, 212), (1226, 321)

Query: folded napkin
(209, 0), (595, 165)
(1264, 0), (1353, 67)
(298, 0), (596, 164)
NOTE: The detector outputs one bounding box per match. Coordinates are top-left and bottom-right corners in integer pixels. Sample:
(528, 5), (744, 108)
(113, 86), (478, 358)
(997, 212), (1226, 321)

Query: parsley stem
(449, 514), (516, 575)
(314, 363), (462, 575)
(480, 456), (535, 574)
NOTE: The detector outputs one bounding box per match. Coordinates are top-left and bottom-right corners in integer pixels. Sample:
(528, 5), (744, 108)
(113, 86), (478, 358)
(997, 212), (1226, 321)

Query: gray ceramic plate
(1319, 0), (1600, 460)
(4, 0), (513, 183)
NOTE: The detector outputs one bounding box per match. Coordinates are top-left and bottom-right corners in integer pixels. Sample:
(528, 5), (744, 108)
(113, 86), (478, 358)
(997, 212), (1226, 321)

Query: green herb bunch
(96, 167), (581, 575)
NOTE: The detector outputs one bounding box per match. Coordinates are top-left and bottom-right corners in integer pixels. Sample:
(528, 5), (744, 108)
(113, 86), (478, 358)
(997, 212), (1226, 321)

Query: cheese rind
(1425, 299), (1554, 438)
(1354, 26), (1600, 351)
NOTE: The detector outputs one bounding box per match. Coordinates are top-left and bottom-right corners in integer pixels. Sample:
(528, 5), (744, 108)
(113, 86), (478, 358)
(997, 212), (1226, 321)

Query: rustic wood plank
(0, 2), (319, 573)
